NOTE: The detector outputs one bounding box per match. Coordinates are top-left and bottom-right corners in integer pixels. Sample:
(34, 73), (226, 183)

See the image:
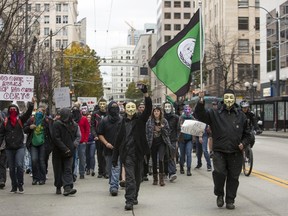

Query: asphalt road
(0, 135), (287, 216)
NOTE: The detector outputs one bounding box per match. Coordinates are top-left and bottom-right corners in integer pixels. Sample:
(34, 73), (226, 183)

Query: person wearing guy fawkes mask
(52, 108), (81, 196)
(194, 89), (253, 210)
(163, 101), (179, 182)
(112, 84), (152, 211)
(98, 101), (122, 196)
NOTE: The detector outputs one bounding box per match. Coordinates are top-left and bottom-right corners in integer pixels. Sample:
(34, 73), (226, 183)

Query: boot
(159, 173), (165, 186)
(180, 165), (185, 174)
(152, 173), (158, 185)
(187, 168), (192, 176)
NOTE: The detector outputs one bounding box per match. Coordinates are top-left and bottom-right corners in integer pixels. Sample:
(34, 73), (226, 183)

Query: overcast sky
(78, 0), (157, 58)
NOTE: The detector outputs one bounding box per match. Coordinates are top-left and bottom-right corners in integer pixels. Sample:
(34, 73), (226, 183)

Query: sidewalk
(260, 130), (288, 138)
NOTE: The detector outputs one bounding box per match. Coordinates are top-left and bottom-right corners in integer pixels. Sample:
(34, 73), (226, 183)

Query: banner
(0, 74), (34, 102)
(181, 119), (206, 137)
(54, 87), (71, 108)
(77, 97), (97, 111)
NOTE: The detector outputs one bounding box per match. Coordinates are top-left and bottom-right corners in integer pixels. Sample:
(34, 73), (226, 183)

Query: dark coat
(0, 102), (34, 150)
(194, 100), (253, 153)
(112, 96), (152, 163)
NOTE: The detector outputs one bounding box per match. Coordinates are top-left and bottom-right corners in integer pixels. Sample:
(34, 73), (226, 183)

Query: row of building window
(238, 17), (260, 30)
(43, 15), (69, 24)
(238, 39), (260, 53)
(43, 27), (68, 36)
(164, 1), (192, 8)
(164, 12), (191, 19)
(26, 3), (69, 13)
(42, 39), (68, 48)
(238, 0), (260, 8)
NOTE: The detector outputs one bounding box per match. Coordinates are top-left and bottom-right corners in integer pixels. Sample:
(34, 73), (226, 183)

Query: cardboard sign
(181, 119), (206, 137)
(54, 87), (71, 108)
(0, 74), (34, 102)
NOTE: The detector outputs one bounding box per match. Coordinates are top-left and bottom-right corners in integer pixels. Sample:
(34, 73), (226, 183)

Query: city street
(0, 135), (287, 216)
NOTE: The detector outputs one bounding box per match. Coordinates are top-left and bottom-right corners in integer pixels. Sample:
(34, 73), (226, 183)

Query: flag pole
(199, 1), (203, 91)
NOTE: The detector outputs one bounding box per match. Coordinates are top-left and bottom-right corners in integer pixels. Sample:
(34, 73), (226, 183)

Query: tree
(58, 42), (103, 100)
(125, 80), (151, 103)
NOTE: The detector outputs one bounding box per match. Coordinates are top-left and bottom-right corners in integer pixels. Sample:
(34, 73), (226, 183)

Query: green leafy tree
(59, 42), (103, 99)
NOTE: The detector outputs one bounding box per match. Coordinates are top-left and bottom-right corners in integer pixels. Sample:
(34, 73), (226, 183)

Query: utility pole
(275, 12), (280, 97)
(251, 46), (255, 103)
(48, 30), (53, 114)
(24, 0), (28, 75)
(61, 45), (64, 87)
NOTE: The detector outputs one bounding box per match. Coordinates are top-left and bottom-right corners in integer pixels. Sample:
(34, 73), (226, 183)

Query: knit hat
(223, 89), (235, 95)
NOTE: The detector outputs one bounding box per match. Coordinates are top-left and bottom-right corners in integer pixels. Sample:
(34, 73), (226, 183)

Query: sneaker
(226, 203), (235, 210)
(169, 174), (177, 182)
(10, 187), (17, 193)
(207, 167), (212, 172)
(18, 185), (24, 194)
(97, 174), (103, 178)
(91, 171), (95, 177)
(32, 180), (38, 185)
(133, 199), (138, 205)
(0, 182), (5, 189)
(80, 175), (85, 179)
(125, 203), (133, 211)
(142, 176), (149, 181)
(25, 168), (31, 174)
(195, 164), (202, 169)
(39, 181), (45, 185)
(56, 187), (62, 195)
(216, 196), (224, 208)
(63, 187), (77, 196)
(110, 188), (118, 196)
(86, 170), (90, 175)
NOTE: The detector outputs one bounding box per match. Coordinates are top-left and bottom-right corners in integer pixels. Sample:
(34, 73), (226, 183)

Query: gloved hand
(64, 149), (72, 158)
(112, 160), (117, 167)
(140, 84), (148, 93)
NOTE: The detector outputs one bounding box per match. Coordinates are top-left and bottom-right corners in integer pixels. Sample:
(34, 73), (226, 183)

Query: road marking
(251, 170), (288, 188)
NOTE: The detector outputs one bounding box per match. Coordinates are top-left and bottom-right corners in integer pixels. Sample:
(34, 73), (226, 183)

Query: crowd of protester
(0, 86), (259, 211)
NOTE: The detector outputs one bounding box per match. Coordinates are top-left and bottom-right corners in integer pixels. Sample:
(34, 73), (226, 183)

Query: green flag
(149, 9), (201, 97)
(165, 94), (175, 104)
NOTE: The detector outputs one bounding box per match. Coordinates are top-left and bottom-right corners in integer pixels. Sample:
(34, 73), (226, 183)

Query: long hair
(151, 106), (164, 123)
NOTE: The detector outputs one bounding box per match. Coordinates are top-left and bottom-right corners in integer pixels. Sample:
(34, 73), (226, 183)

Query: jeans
(31, 144), (46, 182)
(196, 133), (212, 168)
(6, 147), (25, 187)
(105, 155), (120, 191)
(86, 141), (96, 171)
(167, 141), (177, 175)
(179, 140), (193, 169)
(77, 143), (86, 176)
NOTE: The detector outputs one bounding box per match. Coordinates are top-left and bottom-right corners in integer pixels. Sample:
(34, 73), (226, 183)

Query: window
(27, 4), (31, 11)
(63, 15), (68, 24)
(174, 24), (181, 30)
(56, 15), (61, 24)
(44, 16), (49, 24)
(164, 35), (171, 42)
(62, 27), (68, 36)
(44, 27), (49, 36)
(44, 4), (49, 12)
(56, 39), (61, 48)
(174, 1), (181, 7)
(164, 13), (171, 19)
(255, 39), (260, 52)
(237, 64), (249, 80)
(184, 1), (191, 8)
(63, 40), (68, 48)
(174, 13), (181, 19)
(63, 4), (68, 12)
(238, 0), (248, 7)
(44, 40), (49, 48)
(184, 13), (191, 19)
(238, 17), (249, 30)
(238, 39), (249, 53)
(255, 0), (260, 7)
(164, 1), (171, 7)
(56, 4), (61, 12)
(164, 24), (171, 30)
(255, 17), (260, 30)
(35, 4), (41, 12)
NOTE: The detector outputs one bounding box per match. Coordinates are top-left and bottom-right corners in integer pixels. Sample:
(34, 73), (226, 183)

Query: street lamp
(244, 81), (258, 103)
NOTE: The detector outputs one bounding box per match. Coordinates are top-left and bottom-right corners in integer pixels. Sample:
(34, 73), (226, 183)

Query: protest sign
(0, 74), (34, 102)
(181, 119), (206, 137)
(54, 87), (71, 108)
(77, 97), (97, 111)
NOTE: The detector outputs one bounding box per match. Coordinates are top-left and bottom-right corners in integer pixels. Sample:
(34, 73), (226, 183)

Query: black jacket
(194, 100), (252, 153)
(112, 96), (152, 163)
(0, 102), (34, 150)
(164, 113), (179, 142)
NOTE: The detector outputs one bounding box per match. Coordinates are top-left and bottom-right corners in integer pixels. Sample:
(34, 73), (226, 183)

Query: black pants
(142, 154), (150, 177)
(96, 141), (106, 176)
(124, 153), (143, 205)
(0, 150), (6, 183)
(52, 152), (74, 189)
(212, 151), (243, 204)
